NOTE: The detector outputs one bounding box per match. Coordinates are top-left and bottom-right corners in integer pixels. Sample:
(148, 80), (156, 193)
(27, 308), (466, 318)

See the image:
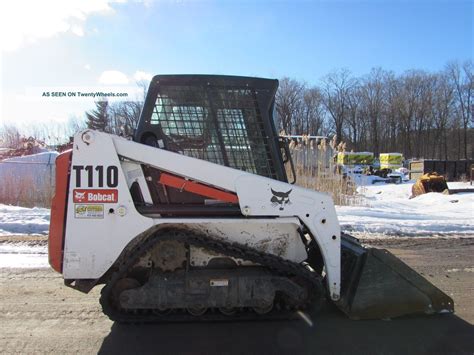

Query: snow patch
(0, 243), (48, 268)
(337, 181), (474, 236)
(447, 267), (474, 273)
(0, 205), (50, 236)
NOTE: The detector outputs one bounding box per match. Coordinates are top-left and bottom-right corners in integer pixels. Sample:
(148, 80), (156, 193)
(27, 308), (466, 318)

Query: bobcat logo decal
(74, 191), (86, 202)
(270, 188), (292, 211)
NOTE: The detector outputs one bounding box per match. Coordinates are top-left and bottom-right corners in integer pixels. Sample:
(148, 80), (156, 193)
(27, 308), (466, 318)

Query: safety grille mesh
(150, 84), (276, 178)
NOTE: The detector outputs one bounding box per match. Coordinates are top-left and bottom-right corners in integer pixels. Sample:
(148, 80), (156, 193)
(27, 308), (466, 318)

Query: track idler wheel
(253, 303), (273, 315)
(186, 306), (207, 316)
(112, 278), (140, 308)
(219, 307), (237, 316)
(152, 307), (172, 315)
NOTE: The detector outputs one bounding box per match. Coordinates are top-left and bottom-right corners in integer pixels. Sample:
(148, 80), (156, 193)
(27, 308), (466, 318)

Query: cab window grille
(151, 84), (277, 179)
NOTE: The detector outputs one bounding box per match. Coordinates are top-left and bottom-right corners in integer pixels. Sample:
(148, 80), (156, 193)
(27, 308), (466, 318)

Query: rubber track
(100, 228), (324, 323)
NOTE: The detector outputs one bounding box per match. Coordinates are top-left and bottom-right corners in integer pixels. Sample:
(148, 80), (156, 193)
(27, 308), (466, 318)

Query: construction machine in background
(48, 75), (453, 322)
(411, 172), (449, 197)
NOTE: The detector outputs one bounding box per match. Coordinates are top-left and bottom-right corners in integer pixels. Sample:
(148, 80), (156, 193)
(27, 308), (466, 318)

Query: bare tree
(0, 124), (21, 148)
(321, 69), (356, 144)
(359, 68), (387, 155)
(301, 87), (325, 136)
(65, 116), (87, 138)
(345, 84), (363, 150)
(431, 72), (454, 159)
(275, 77), (305, 134)
(109, 101), (143, 136)
(447, 60), (473, 159)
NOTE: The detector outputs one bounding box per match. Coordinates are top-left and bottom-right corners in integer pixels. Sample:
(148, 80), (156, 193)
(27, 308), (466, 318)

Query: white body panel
(185, 220), (307, 264)
(62, 130), (341, 300)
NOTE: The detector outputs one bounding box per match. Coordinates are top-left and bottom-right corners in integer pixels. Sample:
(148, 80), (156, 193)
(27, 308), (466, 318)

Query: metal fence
(0, 152), (57, 207)
(289, 144), (334, 170)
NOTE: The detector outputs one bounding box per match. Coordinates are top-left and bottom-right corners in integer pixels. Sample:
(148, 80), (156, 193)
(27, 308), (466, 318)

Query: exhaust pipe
(337, 234), (454, 320)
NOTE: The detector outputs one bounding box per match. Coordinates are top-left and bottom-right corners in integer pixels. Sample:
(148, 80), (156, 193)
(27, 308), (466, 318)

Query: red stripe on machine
(49, 150), (72, 273)
(158, 172), (238, 204)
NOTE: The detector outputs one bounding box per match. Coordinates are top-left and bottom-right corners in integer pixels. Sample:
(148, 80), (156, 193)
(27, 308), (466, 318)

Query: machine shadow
(98, 305), (474, 355)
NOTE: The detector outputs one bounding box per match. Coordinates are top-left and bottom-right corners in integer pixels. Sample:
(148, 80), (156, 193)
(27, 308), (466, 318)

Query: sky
(0, 0), (472, 126)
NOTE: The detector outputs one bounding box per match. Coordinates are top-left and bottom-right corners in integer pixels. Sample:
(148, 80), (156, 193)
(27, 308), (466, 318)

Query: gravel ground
(0, 236), (473, 354)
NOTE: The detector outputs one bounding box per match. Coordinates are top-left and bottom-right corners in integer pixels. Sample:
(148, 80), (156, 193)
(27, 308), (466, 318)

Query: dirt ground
(0, 236), (473, 354)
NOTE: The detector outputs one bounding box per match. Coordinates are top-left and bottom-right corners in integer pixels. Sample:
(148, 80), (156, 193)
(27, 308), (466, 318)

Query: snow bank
(337, 182), (474, 236)
(0, 243), (48, 268)
(0, 204), (50, 236)
(348, 172), (409, 186)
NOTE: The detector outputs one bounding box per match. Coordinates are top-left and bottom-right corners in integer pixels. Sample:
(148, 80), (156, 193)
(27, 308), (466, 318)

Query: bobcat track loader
(49, 75), (453, 322)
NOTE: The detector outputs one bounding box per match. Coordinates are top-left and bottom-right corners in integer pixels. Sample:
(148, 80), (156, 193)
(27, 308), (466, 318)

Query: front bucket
(337, 234), (454, 320)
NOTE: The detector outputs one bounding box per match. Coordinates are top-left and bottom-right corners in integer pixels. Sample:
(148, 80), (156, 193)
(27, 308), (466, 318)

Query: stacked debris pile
(0, 137), (48, 160)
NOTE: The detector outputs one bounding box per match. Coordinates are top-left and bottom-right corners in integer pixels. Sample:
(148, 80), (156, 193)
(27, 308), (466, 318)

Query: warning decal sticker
(74, 204), (105, 219)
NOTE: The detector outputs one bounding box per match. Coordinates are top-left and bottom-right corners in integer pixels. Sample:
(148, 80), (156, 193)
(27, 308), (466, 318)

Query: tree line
(0, 100), (142, 150)
(1, 61), (472, 160)
(84, 81), (148, 137)
(85, 100), (142, 137)
(276, 60), (473, 160)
